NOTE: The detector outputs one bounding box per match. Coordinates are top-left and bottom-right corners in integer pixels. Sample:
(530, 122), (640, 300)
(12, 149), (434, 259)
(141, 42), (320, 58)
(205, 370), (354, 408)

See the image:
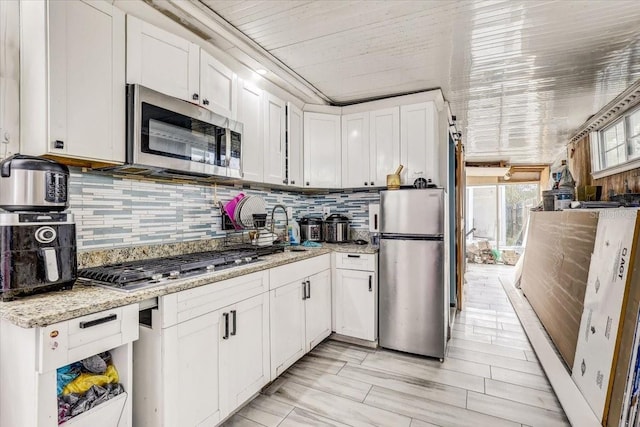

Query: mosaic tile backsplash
(69, 170), (380, 249)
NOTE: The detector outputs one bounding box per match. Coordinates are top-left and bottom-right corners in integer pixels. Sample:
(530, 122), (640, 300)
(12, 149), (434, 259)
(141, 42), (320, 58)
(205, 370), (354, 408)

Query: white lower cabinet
(134, 271), (270, 427)
(334, 253), (378, 342)
(269, 254), (332, 378)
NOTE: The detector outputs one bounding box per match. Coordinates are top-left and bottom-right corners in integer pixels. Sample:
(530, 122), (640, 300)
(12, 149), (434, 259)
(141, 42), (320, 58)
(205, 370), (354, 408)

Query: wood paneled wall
(568, 135), (640, 198)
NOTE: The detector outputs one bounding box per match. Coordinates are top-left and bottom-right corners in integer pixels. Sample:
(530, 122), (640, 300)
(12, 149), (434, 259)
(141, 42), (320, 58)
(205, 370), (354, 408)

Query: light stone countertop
(0, 243), (377, 328)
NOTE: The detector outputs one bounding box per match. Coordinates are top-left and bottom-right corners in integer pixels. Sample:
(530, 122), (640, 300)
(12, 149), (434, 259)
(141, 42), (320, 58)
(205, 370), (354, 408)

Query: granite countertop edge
(0, 244), (377, 328)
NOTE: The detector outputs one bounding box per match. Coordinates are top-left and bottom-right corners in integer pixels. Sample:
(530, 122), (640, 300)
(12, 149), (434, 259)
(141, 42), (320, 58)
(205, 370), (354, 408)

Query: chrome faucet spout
(270, 204), (289, 239)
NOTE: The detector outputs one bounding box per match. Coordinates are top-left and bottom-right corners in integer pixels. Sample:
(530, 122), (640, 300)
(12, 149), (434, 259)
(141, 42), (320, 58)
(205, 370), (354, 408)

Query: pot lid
(0, 154), (69, 178)
(299, 215), (323, 224)
(324, 213), (350, 222)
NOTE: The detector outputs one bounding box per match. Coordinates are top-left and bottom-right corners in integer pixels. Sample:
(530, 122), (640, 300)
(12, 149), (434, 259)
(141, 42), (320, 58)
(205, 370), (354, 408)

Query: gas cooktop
(78, 246), (285, 292)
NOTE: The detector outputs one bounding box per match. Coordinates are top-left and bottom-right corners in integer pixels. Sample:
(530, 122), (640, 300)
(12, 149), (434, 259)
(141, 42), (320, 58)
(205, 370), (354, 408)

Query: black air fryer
(0, 155), (77, 300)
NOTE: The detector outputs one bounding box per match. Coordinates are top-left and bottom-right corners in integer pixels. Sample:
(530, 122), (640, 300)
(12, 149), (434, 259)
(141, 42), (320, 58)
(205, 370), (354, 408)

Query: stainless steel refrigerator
(379, 188), (447, 359)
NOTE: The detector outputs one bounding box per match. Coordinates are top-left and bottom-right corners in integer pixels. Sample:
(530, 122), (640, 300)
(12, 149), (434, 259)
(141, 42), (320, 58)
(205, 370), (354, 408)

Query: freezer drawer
(379, 238), (445, 358)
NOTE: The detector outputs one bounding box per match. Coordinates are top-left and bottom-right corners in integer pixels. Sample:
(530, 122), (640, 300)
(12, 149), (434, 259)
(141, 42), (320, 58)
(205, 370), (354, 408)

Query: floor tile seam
(482, 381), (567, 414)
(466, 390), (570, 425)
(445, 350), (546, 377)
(273, 406), (295, 427)
(340, 361), (487, 399)
(447, 341), (528, 361)
(360, 355), (490, 384)
(237, 413), (269, 427)
(285, 366), (375, 402)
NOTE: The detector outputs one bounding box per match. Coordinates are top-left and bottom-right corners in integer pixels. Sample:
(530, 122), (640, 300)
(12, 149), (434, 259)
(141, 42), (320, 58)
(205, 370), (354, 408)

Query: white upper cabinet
(237, 80), (263, 182)
(200, 50), (238, 119)
(400, 102), (439, 185)
(263, 93), (287, 185)
(126, 15), (199, 102)
(287, 103), (304, 187)
(127, 16), (238, 118)
(303, 112), (342, 188)
(369, 107), (400, 187)
(20, 0), (125, 163)
(341, 112), (370, 188)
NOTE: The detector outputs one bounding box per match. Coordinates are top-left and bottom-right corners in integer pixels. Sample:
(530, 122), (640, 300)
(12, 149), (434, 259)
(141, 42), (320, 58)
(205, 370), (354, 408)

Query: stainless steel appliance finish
(120, 84), (243, 179)
(0, 154), (69, 212)
(299, 216), (323, 242)
(322, 214), (351, 243)
(0, 212), (77, 300)
(78, 246), (284, 292)
(379, 188), (447, 359)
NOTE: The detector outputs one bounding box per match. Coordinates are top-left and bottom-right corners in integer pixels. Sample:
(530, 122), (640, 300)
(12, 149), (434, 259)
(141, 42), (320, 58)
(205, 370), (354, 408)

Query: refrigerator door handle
(368, 275), (372, 292)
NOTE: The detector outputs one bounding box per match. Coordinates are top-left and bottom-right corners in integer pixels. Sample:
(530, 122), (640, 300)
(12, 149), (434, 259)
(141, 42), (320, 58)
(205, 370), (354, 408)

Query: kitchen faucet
(270, 204), (289, 241)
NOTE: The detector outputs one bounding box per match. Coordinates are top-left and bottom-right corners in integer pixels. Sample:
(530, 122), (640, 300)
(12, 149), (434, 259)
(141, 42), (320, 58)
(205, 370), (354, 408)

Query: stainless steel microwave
(123, 84), (243, 179)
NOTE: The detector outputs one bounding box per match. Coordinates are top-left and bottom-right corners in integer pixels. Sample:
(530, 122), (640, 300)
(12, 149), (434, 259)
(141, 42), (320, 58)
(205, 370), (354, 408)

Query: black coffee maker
(0, 155), (77, 300)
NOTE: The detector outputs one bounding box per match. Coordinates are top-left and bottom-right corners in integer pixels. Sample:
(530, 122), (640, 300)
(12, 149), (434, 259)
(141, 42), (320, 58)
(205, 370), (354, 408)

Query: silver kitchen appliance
(105, 84), (243, 180)
(299, 216), (323, 242)
(0, 154), (69, 212)
(379, 188), (447, 359)
(322, 214), (351, 243)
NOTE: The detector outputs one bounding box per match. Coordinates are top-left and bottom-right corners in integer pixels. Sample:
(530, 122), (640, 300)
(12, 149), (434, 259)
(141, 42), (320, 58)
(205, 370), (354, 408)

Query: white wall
(0, 0), (20, 160)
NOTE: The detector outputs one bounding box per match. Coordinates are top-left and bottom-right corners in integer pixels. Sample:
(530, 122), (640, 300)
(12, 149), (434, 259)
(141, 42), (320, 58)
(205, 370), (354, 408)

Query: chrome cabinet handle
(230, 310), (237, 336)
(222, 312), (230, 339)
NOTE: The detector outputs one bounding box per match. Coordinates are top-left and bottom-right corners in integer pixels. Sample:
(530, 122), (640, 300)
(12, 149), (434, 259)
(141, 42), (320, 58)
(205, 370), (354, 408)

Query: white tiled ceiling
(194, 0), (640, 164)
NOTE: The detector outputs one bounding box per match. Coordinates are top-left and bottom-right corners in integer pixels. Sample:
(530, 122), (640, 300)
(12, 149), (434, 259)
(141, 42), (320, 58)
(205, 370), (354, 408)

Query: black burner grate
(78, 247), (284, 285)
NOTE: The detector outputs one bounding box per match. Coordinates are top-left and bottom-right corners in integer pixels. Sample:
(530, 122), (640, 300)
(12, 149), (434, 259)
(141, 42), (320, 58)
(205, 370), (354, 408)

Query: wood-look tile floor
(222, 264), (569, 427)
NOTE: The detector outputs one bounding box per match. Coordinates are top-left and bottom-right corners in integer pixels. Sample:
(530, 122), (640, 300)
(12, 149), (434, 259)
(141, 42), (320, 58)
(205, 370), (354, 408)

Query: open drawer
(63, 392), (127, 427)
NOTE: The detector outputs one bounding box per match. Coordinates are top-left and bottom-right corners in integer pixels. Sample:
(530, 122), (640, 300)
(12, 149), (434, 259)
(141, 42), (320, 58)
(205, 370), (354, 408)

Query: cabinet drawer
(162, 270), (269, 327)
(334, 253), (376, 271)
(38, 304), (139, 373)
(270, 254), (331, 290)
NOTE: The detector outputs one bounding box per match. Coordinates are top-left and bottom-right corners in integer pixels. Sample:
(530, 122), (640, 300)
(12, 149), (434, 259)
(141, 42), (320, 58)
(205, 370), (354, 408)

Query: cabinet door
(238, 80), (264, 182)
(126, 15), (199, 102)
(48, 0), (125, 162)
(220, 293), (270, 416)
(304, 269), (332, 352)
(303, 112), (342, 188)
(400, 102), (438, 185)
(263, 92), (287, 185)
(200, 50), (237, 119)
(270, 280), (306, 378)
(287, 102), (304, 187)
(164, 310), (222, 427)
(335, 269), (376, 341)
(341, 112), (370, 188)
(369, 107), (400, 187)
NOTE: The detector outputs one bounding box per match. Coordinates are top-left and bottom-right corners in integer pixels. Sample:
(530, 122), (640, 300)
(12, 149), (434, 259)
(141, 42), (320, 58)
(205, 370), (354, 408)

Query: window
(593, 107), (640, 176)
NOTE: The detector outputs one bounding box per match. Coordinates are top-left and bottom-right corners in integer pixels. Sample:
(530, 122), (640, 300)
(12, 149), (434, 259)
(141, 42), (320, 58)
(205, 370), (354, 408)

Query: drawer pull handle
(347, 254), (361, 258)
(223, 313), (230, 339)
(230, 310), (237, 336)
(79, 314), (117, 329)
(369, 275), (373, 292)
(306, 280), (311, 299)
(302, 282), (307, 300)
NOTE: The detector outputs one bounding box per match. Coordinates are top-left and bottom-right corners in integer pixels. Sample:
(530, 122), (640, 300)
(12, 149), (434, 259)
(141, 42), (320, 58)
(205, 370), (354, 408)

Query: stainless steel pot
(0, 154), (69, 212)
(323, 214), (351, 243)
(299, 216), (323, 242)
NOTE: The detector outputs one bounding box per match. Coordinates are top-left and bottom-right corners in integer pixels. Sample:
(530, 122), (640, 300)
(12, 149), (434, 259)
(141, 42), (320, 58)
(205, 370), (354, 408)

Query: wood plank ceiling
(194, 0), (640, 164)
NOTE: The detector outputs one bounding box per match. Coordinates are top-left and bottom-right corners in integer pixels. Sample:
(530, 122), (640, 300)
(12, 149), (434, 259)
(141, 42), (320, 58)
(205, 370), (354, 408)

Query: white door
(400, 102), (438, 185)
(237, 80), (263, 182)
(287, 102), (304, 187)
(270, 281), (306, 378)
(48, 0), (125, 162)
(304, 269), (332, 352)
(303, 112), (342, 188)
(126, 15), (199, 102)
(199, 50), (237, 119)
(220, 293), (270, 416)
(335, 269), (376, 341)
(341, 112), (370, 188)
(369, 107), (400, 187)
(164, 311), (222, 427)
(263, 93), (286, 185)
